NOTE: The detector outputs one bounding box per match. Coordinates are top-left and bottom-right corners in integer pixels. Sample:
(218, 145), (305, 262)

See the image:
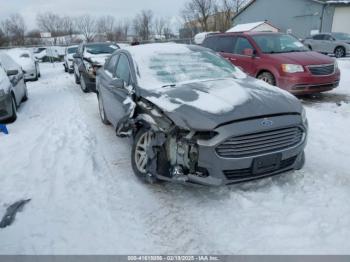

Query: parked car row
(70, 42), (308, 186)
(0, 52), (28, 123)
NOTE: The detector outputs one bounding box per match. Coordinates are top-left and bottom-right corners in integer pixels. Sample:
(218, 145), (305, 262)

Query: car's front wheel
(98, 94), (110, 125)
(257, 72), (276, 86)
(131, 128), (158, 183)
(334, 47), (346, 58)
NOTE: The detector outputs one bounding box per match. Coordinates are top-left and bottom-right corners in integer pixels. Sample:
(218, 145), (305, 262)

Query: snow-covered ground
(0, 60), (349, 255)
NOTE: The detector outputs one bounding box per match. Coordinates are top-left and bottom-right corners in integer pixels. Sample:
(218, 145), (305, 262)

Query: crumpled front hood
(142, 77), (302, 131)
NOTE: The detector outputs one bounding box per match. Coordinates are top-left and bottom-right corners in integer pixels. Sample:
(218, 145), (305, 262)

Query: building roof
(232, 0), (350, 21)
(226, 21), (279, 33)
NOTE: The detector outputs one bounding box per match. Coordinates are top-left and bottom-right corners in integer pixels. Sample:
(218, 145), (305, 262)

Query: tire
(98, 94), (110, 125)
(257, 71), (276, 86)
(33, 69), (39, 81)
(79, 74), (89, 93)
(22, 85), (28, 102)
(131, 128), (159, 184)
(8, 95), (17, 123)
(64, 64), (68, 73)
(334, 47), (346, 58)
(74, 71), (80, 84)
(308, 45), (312, 51)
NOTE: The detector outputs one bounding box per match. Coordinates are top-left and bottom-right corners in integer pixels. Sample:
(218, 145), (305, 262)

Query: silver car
(304, 32), (350, 58)
(96, 43), (308, 186)
(0, 53), (28, 123)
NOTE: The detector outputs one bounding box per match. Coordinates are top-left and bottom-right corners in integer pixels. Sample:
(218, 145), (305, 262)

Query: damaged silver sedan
(96, 43), (308, 186)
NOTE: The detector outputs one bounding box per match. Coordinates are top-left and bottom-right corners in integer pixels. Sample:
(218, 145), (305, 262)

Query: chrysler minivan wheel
(258, 72), (276, 86)
(334, 47), (345, 58)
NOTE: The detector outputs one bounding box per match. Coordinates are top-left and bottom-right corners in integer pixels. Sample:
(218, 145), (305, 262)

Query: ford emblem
(261, 119), (274, 127)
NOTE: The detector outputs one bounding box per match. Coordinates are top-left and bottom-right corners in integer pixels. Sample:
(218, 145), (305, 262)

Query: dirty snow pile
(0, 60), (350, 254)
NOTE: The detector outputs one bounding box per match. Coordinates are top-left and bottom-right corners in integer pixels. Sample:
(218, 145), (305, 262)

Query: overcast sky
(0, 0), (188, 30)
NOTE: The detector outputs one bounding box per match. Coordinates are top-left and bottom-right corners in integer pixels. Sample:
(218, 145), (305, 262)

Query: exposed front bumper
(277, 70), (340, 95)
(0, 94), (13, 121)
(187, 115), (307, 186)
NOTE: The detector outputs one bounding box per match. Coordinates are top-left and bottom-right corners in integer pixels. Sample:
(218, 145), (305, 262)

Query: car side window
(234, 37), (254, 55)
(115, 54), (131, 86)
(202, 37), (217, 51)
(323, 35), (332, 41)
(216, 36), (236, 53)
(105, 54), (119, 75)
(313, 34), (325, 40)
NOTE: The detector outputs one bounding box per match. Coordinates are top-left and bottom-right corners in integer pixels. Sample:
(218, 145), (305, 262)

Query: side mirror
(73, 53), (80, 59)
(111, 78), (125, 89)
(243, 48), (255, 57)
(7, 69), (18, 76)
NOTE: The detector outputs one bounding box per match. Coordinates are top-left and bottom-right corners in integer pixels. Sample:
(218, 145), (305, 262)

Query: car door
(312, 34), (328, 53)
(104, 53), (133, 127)
(98, 54), (119, 121)
(323, 34), (336, 54)
(230, 36), (256, 76)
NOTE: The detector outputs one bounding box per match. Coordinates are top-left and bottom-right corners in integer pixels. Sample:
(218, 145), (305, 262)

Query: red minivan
(202, 32), (341, 95)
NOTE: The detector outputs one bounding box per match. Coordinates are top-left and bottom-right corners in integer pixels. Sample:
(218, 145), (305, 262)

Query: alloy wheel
(335, 47), (345, 58)
(134, 131), (153, 173)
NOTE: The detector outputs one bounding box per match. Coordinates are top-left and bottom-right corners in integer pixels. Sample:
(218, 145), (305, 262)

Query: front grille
(224, 156), (297, 181)
(308, 64), (335, 76)
(216, 127), (304, 158)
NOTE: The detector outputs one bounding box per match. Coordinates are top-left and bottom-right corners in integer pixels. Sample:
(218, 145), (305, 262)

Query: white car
(63, 45), (78, 73)
(7, 49), (40, 81)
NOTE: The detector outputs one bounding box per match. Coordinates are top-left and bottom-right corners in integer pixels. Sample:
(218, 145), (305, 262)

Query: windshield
(68, 47), (78, 54)
(252, 34), (309, 54)
(332, 33), (350, 41)
(133, 46), (242, 88)
(85, 44), (119, 55)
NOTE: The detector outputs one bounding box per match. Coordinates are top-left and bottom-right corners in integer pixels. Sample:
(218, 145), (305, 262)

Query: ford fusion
(96, 43), (308, 186)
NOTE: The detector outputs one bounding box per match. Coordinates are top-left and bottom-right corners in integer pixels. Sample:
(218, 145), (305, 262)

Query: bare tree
(75, 15), (96, 42)
(0, 27), (6, 46)
(120, 19), (130, 41)
(154, 17), (166, 38)
(62, 16), (75, 37)
(133, 10), (153, 41)
(2, 14), (26, 45)
(227, 0), (247, 13)
(36, 13), (63, 35)
(182, 0), (215, 32)
(97, 15), (115, 40)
